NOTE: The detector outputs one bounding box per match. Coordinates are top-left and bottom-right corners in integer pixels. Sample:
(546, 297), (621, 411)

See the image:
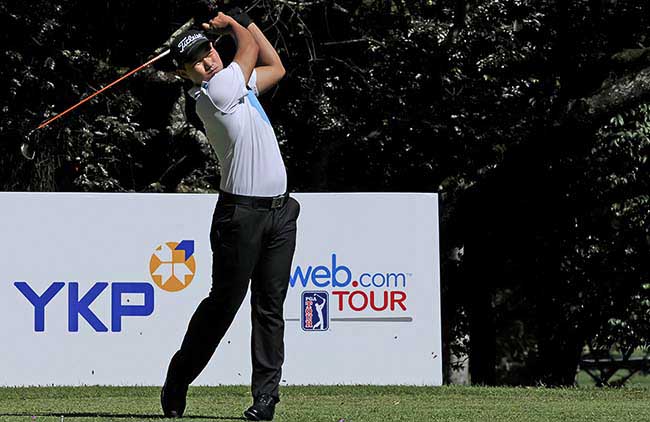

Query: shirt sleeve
(248, 69), (259, 97)
(203, 61), (248, 114)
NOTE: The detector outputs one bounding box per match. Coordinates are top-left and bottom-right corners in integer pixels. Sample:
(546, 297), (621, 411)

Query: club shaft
(36, 49), (170, 130)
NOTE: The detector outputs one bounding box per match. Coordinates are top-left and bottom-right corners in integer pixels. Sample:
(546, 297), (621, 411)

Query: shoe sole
(243, 409), (273, 421)
(161, 386), (184, 418)
(243, 410), (259, 421)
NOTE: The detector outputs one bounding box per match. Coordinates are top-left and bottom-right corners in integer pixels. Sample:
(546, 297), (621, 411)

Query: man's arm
(247, 23), (286, 94)
(203, 12), (259, 83)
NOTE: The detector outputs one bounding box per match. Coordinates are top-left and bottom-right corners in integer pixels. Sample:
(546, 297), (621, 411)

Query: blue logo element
(175, 240), (195, 260)
(301, 291), (329, 332)
(247, 90), (271, 125)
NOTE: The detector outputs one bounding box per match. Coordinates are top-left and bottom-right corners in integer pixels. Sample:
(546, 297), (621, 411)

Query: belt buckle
(270, 195), (284, 209)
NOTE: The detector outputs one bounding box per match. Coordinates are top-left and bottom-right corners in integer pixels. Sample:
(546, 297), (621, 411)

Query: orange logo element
(150, 240), (196, 292)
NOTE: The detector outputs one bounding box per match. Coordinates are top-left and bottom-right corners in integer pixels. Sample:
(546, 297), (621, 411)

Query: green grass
(0, 385), (649, 422)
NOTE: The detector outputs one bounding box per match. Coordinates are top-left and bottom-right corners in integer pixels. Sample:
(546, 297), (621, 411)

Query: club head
(20, 142), (35, 160)
(20, 129), (38, 160)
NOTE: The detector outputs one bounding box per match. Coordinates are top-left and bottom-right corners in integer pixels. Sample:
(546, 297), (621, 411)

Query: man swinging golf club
(160, 7), (300, 421)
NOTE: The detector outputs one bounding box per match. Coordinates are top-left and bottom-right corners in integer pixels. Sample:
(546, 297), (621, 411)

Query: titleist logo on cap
(178, 33), (206, 53)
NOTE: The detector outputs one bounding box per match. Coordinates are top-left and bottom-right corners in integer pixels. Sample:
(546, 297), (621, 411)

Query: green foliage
(581, 103), (650, 354)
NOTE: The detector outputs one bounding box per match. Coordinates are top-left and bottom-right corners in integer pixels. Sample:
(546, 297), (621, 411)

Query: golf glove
(226, 7), (253, 28)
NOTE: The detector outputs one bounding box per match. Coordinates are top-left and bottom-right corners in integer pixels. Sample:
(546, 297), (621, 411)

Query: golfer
(161, 10), (300, 421)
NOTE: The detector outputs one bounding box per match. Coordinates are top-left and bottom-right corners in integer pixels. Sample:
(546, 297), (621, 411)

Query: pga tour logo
(301, 291), (329, 332)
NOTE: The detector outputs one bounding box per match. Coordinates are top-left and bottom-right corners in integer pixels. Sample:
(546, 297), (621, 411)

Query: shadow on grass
(0, 412), (246, 420)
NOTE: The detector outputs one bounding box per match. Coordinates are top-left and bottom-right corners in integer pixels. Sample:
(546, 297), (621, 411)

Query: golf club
(19, 5), (230, 161)
(20, 49), (170, 160)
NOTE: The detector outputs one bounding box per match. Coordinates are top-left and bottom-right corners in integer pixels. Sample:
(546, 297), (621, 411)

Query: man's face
(178, 43), (224, 84)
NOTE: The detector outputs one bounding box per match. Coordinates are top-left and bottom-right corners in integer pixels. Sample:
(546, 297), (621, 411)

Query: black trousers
(165, 194), (300, 400)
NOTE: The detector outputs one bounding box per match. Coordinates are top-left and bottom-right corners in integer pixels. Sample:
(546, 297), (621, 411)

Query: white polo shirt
(189, 62), (287, 197)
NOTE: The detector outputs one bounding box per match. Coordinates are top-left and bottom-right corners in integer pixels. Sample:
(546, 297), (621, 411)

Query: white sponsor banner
(0, 193), (441, 386)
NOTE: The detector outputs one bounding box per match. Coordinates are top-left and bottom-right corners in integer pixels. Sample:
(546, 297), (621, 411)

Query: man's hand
(225, 7), (253, 28)
(202, 12), (233, 32)
(190, 0), (219, 29)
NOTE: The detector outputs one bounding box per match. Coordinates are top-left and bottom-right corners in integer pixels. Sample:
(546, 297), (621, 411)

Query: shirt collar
(187, 82), (209, 100)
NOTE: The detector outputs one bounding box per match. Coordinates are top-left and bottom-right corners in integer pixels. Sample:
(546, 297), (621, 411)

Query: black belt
(218, 190), (290, 210)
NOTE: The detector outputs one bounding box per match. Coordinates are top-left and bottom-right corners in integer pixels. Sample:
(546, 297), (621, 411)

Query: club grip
(190, 0), (219, 28)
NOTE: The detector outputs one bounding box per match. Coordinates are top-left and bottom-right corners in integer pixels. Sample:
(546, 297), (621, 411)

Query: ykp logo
(15, 281), (153, 332)
(150, 240), (196, 292)
(15, 240), (195, 332)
